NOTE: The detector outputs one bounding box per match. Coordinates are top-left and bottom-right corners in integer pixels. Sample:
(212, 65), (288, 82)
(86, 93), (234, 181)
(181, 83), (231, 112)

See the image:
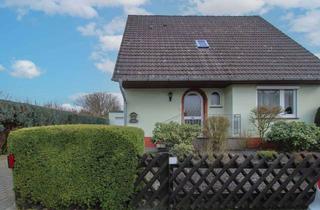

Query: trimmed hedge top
(0, 99), (107, 129)
(9, 124), (144, 210)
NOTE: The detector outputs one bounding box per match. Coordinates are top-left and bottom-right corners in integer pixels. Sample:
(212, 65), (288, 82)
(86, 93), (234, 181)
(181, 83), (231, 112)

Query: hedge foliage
(0, 99), (106, 129)
(0, 99), (106, 153)
(8, 125), (144, 210)
(152, 122), (201, 147)
(266, 121), (320, 151)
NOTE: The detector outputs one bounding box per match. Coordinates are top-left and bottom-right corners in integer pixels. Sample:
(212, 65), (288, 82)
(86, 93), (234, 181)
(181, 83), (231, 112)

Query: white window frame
(256, 86), (298, 119)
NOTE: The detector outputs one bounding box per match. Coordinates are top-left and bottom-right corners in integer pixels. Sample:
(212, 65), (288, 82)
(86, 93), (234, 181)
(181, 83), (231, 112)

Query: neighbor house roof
(112, 15), (320, 82)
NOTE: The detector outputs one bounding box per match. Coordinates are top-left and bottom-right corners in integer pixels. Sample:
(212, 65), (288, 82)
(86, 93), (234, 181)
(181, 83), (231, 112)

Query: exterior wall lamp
(168, 92), (173, 102)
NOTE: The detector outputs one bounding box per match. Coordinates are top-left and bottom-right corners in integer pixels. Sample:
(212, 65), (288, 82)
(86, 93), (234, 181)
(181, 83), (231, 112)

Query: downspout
(119, 80), (128, 126)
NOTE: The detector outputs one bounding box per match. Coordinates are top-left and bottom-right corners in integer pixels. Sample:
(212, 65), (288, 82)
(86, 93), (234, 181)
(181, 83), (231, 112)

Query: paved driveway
(0, 156), (15, 210)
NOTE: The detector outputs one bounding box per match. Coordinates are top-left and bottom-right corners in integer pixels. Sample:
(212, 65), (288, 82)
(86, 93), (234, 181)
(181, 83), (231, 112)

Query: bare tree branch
(75, 92), (121, 117)
(0, 91), (11, 100)
(249, 106), (282, 141)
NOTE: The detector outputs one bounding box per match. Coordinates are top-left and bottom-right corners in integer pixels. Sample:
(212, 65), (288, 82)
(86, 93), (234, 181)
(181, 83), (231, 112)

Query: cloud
(189, 0), (266, 15)
(289, 10), (320, 45)
(102, 16), (126, 35)
(77, 16), (126, 74)
(112, 92), (124, 107)
(78, 17), (125, 37)
(69, 92), (87, 101)
(315, 53), (320, 59)
(10, 60), (41, 79)
(187, 0), (320, 15)
(266, 0), (320, 10)
(61, 103), (83, 112)
(3, 0), (149, 19)
(99, 35), (123, 51)
(0, 64), (5, 72)
(124, 6), (151, 15)
(95, 59), (116, 74)
(77, 22), (99, 36)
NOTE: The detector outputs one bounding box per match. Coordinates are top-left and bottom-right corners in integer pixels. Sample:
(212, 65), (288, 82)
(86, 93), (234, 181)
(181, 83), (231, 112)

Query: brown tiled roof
(112, 15), (320, 82)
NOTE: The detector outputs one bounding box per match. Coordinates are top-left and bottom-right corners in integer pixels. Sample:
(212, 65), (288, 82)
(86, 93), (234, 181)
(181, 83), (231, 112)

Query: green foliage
(204, 116), (230, 154)
(0, 99), (106, 128)
(266, 121), (320, 151)
(257, 150), (278, 160)
(0, 99), (106, 153)
(170, 143), (195, 158)
(315, 107), (320, 127)
(152, 122), (201, 147)
(8, 125), (144, 210)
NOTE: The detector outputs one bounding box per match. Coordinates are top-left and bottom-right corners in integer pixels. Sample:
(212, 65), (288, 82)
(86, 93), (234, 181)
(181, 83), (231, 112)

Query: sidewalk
(0, 155), (16, 210)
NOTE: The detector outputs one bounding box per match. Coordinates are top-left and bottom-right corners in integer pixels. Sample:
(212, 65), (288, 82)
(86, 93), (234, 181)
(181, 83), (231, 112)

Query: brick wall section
(144, 137), (156, 148)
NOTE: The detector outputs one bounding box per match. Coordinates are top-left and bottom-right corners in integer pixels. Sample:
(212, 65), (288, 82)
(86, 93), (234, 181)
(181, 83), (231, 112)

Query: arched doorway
(182, 90), (207, 125)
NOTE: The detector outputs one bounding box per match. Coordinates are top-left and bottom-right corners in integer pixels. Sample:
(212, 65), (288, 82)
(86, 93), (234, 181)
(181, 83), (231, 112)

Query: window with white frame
(210, 92), (221, 106)
(257, 88), (297, 118)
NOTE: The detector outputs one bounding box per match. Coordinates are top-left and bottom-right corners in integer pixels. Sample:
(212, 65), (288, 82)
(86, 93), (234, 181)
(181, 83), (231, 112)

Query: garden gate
(131, 153), (320, 209)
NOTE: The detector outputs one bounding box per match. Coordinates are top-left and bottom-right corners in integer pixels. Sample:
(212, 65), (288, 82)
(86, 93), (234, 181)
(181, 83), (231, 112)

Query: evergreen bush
(9, 125), (144, 210)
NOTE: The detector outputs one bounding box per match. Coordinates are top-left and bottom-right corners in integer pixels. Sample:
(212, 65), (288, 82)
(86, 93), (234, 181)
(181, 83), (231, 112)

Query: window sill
(210, 105), (223, 108)
(276, 116), (299, 120)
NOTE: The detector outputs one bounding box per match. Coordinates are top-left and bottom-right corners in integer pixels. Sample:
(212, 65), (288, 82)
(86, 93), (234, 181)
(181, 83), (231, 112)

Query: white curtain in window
(258, 90), (280, 107)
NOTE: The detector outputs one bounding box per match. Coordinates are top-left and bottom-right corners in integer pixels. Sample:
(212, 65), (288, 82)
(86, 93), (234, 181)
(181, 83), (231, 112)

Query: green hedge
(8, 125), (144, 210)
(152, 122), (201, 147)
(0, 99), (107, 127)
(1, 99), (107, 153)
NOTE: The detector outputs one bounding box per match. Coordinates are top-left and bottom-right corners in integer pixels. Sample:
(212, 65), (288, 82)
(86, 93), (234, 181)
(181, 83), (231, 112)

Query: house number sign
(129, 112), (138, 123)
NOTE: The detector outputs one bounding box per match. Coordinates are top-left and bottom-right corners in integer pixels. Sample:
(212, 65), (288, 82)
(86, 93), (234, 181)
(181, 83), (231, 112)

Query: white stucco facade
(109, 111), (124, 126)
(123, 84), (320, 137)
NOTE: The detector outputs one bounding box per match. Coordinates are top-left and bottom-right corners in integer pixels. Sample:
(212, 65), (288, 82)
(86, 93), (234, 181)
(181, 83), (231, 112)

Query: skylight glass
(195, 40), (209, 48)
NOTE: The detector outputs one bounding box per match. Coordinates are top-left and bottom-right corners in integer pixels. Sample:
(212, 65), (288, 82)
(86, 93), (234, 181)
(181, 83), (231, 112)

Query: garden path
(0, 155), (16, 210)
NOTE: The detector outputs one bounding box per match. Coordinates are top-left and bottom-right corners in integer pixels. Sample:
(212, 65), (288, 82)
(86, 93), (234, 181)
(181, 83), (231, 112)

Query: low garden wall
(8, 124), (144, 210)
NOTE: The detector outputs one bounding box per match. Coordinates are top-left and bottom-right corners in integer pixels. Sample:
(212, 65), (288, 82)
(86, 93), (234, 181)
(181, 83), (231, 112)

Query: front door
(183, 91), (203, 125)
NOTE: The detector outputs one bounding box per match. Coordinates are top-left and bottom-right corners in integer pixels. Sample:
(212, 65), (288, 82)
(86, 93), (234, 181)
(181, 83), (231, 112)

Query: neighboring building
(112, 15), (320, 146)
(109, 111), (124, 126)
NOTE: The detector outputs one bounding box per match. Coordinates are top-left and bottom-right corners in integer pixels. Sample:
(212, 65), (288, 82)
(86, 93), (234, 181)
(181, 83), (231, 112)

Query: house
(112, 15), (320, 147)
(108, 111), (124, 126)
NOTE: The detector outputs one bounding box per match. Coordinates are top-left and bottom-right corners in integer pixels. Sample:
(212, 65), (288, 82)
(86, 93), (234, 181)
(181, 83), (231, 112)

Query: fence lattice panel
(132, 153), (320, 209)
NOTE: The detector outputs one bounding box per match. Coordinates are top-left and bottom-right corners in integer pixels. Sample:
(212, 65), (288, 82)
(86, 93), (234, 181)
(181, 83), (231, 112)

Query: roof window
(195, 40), (209, 48)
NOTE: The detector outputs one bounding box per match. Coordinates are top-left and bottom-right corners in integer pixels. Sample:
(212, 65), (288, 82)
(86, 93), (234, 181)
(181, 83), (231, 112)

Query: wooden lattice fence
(131, 153), (320, 209)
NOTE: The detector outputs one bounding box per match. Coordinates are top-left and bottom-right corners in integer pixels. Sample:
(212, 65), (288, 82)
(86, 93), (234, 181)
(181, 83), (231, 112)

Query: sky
(1, 0), (320, 110)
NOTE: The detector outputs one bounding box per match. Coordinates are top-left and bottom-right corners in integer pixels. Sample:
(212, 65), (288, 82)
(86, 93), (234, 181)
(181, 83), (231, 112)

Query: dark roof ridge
(127, 14), (262, 18)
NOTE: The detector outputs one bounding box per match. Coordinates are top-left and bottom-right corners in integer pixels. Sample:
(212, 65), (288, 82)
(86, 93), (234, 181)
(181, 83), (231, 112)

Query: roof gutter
(119, 80), (127, 126)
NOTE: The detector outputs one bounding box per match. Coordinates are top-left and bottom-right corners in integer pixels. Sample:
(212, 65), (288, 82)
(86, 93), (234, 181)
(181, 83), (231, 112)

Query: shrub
(203, 116), (230, 154)
(170, 143), (195, 158)
(257, 150), (278, 160)
(315, 107), (320, 127)
(0, 99), (106, 154)
(249, 106), (282, 141)
(152, 122), (201, 147)
(8, 125), (144, 210)
(266, 121), (320, 151)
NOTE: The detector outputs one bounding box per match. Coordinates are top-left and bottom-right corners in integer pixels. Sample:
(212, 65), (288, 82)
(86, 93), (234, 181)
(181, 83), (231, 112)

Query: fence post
(158, 152), (170, 209)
